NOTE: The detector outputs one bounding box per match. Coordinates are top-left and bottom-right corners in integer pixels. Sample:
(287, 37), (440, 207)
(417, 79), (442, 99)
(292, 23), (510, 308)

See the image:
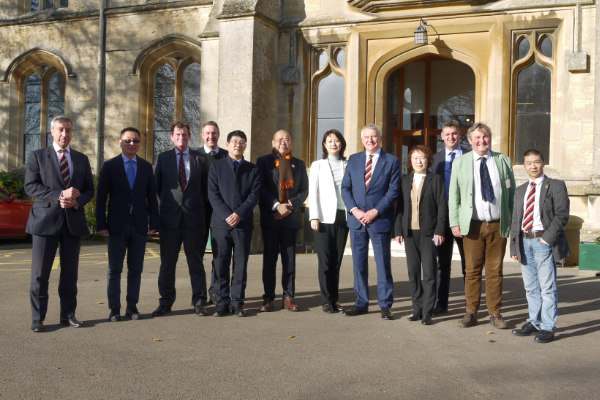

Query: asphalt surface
(0, 239), (599, 400)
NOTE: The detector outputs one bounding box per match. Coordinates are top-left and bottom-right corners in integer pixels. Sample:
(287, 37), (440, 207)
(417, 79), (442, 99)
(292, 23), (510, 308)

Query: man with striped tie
(24, 116), (95, 332)
(510, 149), (569, 343)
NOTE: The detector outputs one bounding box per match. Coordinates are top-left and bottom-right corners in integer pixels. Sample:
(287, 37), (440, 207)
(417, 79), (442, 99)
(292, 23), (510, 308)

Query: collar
(529, 174), (545, 185)
(474, 151), (493, 160)
(121, 153), (137, 163)
(445, 146), (463, 158)
(175, 148), (190, 156)
(229, 156), (244, 163)
(366, 148), (382, 157)
(52, 142), (70, 153)
(204, 145), (219, 154)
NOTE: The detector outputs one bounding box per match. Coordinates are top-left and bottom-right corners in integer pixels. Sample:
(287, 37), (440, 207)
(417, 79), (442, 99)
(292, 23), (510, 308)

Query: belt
(521, 230), (544, 238)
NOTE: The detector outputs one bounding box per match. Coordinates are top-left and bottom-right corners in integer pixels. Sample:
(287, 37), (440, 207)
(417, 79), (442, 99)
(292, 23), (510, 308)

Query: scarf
(273, 148), (294, 202)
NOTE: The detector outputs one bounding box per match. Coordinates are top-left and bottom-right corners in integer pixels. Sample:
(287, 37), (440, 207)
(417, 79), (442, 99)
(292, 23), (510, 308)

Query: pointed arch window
(30, 0), (68, 11)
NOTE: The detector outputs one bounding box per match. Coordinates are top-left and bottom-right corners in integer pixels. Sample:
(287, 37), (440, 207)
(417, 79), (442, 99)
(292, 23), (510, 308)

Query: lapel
(404, 173), (414, 196)
(117, 155), (131, 190)
(539, 176), (550, 210)
(421, 172), (432, 199)
(271, 154), (279, 185)
(355, 152), (367, 194)
(368, 151), (387, 191)
(47, 146), (68, 188)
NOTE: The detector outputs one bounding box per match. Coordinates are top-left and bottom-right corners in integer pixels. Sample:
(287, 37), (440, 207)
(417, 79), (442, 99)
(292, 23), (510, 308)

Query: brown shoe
(489, 314), (508, 329)
(259, 301), (273, 312)
(283, 297), (300, 311)
(458, 312), (477, 328)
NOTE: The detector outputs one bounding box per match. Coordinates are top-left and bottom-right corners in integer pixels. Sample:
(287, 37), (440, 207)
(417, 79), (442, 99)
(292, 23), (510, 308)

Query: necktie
(59, 149), (70, 185)
(444, 151), (456, 195)
(126, 160), (135, 190)
(365, 154), (373, 188)
(178, 152), (187, 190)
(209, 150), (216, 156)
(233, 160), (239, 174)
(522, 182), (536, 231)
(479, 157), (495, 202)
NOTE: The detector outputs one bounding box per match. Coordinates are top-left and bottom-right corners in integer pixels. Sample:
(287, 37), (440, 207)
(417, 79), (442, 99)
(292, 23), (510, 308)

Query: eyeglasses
(122, 139), (141, 144)
(229, 140), (246, 146)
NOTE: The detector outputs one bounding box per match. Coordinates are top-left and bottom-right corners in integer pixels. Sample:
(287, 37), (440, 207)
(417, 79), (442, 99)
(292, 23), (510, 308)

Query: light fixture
(414, 18), (428, 45)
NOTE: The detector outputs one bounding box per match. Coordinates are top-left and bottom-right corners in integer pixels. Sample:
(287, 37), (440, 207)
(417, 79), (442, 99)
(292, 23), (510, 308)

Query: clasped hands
(274, 201), (293, 220)
(59, 187), (80, 209)
(352, 208), (378, 226)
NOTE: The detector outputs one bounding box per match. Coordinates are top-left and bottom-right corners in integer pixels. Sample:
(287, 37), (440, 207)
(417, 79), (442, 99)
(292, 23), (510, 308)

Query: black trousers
(158, 226), (206, 307)
(315, 210), (348, 305)
(107, 216), (147, 310)
(435, 226), (466, 310)
(30, 221), (81, 321)
(261, 225), (297, 301)
(211, 227), (252, 309)
(404, 229), (437, 318)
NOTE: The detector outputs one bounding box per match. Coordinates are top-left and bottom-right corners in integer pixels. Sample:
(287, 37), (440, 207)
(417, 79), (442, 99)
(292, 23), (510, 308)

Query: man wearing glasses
(96, 127), (159, 322)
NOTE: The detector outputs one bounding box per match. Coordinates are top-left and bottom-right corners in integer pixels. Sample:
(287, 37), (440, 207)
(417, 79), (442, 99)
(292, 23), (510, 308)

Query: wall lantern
(414, 19), (428, 45)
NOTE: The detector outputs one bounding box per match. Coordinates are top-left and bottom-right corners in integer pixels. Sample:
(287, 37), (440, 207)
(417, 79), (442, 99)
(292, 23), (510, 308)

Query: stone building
(1, 0), (599, 242)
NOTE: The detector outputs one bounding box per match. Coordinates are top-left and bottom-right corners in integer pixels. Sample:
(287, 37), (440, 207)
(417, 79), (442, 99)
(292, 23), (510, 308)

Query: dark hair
(171, 121), (190, 135)
(227, 130), (247, 142)
(321, 129), (347, 160)
(523, 149), (545, 162)
(407, 145), (433, 171)
(120, 127), (141, 138)
(441, 119), (461, 131)
(202, 121), (220, 133)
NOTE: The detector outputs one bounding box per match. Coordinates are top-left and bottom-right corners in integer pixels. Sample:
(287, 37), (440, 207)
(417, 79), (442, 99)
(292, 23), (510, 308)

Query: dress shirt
(203, 145), (220, 155)
(445, 146), (463, 161)
(365, 148), (382, 172)
(472, 151), (501, 221)
(175, 148), (190, 182)
(121, 153), (137, 180)
(52, 142), (73, 178)
(523, 174), (545, 232)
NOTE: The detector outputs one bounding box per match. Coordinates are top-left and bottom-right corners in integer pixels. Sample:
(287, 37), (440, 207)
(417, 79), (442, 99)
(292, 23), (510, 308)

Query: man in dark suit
(152, 121), (209, 317)
(257, 129), (308, 312)
(95, 127), (159, 322)
(197, 121), (228, 304)
(24, 116), (94, 332)
(430, 119), (468, 314)
(341, 124), (401, 320)
(207, 130), (261, 317)
(510, 149), (569, 343)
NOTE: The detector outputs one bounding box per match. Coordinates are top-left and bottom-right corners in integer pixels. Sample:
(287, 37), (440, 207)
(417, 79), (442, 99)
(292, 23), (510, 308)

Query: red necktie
(178, 152), (187, 191)
(365, 154), (373, 188)
(522, 182), (536, 231)
(59, 149), (70, 185)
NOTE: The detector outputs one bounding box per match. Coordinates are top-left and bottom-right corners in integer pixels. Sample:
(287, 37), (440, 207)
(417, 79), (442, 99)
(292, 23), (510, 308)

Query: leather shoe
(512, 322), (538, 336)
(489, 314), (508, 329)
(109, 309), (121, 322)
(151, 305), (172, 317)
(283, 297), (300, 311)
(407, 313), (422, 321)
(194, 304), (208, 316)
(234, 307), (247, 317)
(332, 302), (344, 313)
(259, 301), (273, 312)
(380, 307), (394, 320)
(60, 316), (84, 328)
(458, 312), (477, 328)
(534, 330), (555, 343)
(433, 305), (448, 315)
(422, 316), (433, 325)
(345, 306), (368, 316)
(31, 320), (44, 332)
(322, 303), (334, 314)
(213, 307), (230, 317)
(125, 307), (142, 320)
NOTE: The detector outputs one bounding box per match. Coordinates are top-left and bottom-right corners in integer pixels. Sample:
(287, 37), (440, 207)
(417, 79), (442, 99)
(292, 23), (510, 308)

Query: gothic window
(30, 0), (68, 11)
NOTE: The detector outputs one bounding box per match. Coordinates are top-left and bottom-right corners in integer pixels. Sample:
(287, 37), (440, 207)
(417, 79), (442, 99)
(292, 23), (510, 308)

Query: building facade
(1, 0), (599, 240)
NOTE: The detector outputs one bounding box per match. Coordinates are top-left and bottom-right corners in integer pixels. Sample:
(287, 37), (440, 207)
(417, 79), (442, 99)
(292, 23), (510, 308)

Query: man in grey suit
(25, 116), (95, 332)
(152, 121), (209, 317)
(510, 149), (569, 343)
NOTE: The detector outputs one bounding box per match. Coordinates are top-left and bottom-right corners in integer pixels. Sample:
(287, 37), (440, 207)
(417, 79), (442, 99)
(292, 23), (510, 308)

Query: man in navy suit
(95, 127), (159, 322)
(152, 121), (209, 317)
(430, 119), (468, 314)
(25, 116), (95, 332)
(341, 124), (401, 319)
(207, 130), (261, 317)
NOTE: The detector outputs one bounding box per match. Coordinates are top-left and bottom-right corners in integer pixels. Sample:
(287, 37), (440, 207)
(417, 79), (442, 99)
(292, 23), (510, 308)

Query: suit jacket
(308, 158), (347, 224)
(198, 146), (229, 173)
(208, 157), (261, 231)
(24, 146), (94, 237)
(448, 151), (515, 238)
(394, 172), (447, 237)
(509, 176), (570, 262)
(257, 153), (308, 230)
(95, 154), (159, 235)
(154, 148), (206, 230)
(341, 150), (401, 233)
(431, 146), (470, 181)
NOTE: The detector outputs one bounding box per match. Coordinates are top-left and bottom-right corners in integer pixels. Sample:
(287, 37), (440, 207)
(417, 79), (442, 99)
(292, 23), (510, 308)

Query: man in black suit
(257, 129), (308, 312)
(152, 121), (209, 317)
(207, 130), (261, 317)
(95, 127), (159, 322)
(430, 119), (468, 315)
(24, 116), (94, 332)
(197, 121), (228, 304)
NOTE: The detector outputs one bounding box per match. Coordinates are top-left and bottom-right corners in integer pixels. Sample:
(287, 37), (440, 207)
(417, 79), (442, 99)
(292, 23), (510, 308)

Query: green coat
(448, 151), (515, 238)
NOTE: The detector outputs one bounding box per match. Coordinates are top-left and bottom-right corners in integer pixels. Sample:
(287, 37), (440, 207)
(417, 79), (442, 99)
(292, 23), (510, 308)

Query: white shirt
(365, 148), (382, 172)
(52, 142), (73, 178)
(413, 173), (426, 187)
(203, 145), (219, 155)
(472, 151), (501, 221)
(175, 148), (190, 182)
(523, 174), (545, 232)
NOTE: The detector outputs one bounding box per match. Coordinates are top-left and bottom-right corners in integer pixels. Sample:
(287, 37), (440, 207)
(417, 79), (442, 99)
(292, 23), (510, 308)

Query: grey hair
(50, 116), (73, 130)
(467, 122), (492, 139)
(360, 124), (382, 138)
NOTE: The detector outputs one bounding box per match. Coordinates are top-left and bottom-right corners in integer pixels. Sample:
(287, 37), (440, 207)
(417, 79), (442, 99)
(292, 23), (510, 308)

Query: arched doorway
(385, 57), (475, 175)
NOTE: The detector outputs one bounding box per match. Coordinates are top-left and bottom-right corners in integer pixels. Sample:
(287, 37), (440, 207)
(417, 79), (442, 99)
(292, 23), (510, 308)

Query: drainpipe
(95, 0), (107, 172)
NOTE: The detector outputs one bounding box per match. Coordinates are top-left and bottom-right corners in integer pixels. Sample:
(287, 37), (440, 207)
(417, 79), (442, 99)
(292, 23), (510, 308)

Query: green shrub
(85, 174), (100, 236)
(0, 171), (28, 199)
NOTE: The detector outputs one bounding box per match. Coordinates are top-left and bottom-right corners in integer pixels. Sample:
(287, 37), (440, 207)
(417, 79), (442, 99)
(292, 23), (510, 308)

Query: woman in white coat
(309, 129), (348, 313)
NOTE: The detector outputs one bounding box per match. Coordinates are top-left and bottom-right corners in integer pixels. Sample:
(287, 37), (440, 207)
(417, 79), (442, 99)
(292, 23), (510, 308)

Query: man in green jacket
(448, 122), (515, 329)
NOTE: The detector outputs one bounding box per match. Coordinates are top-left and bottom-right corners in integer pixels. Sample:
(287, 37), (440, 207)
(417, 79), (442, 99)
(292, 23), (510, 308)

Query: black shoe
(234, 307), (247, 317)
(380, 307), (394, 320)
(194, 304), (208, 316)
(109, 309), (121, 322)
(125, 307), (142, 320)
(407, 313), (422, 321)
(60, 316), (84, 328)
(213, 307), (230, 317)
(207, 294), (216, 306)
(345, 306), (368, 316)
(534, 330), (555, 343)
(433, 305), (448, 315)
(331, 302), (344, 313)
(512, 322), (538, 336)
(422, 316), (433, 325)
(151, 305), (172, 317)
(31, 320), (44, 332)
(322, 303), (334, 314)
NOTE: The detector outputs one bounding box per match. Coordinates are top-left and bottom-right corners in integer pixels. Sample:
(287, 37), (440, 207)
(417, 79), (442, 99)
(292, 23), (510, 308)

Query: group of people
(24, 116), (570, 344)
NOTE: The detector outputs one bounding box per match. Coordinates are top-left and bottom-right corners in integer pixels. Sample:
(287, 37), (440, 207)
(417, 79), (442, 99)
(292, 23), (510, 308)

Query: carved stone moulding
(347, 0), (496, 13)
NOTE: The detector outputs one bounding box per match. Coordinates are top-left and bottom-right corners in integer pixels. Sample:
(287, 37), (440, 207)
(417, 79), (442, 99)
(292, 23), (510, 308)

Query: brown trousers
(462, 220), (506, 315)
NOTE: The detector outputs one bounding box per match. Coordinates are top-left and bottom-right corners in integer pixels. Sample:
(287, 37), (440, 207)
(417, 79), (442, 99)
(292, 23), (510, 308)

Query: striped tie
(365, 154), (373, 188)
(522, 182), (536, 231)
(59, 149), (70, 186)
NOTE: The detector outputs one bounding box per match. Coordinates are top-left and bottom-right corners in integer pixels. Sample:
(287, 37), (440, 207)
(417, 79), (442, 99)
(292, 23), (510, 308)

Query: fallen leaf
(488, 339), (496, 343)
(93, 279), (99, 282)
(485, 331), (494, 335)
(285, 335), (295, 339)
(96, 301), (104, 305)
(154, 338), (162, 342)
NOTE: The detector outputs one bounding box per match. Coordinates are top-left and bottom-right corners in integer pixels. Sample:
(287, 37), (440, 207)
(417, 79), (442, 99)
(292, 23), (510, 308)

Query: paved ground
(0, 239), (599, 400)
